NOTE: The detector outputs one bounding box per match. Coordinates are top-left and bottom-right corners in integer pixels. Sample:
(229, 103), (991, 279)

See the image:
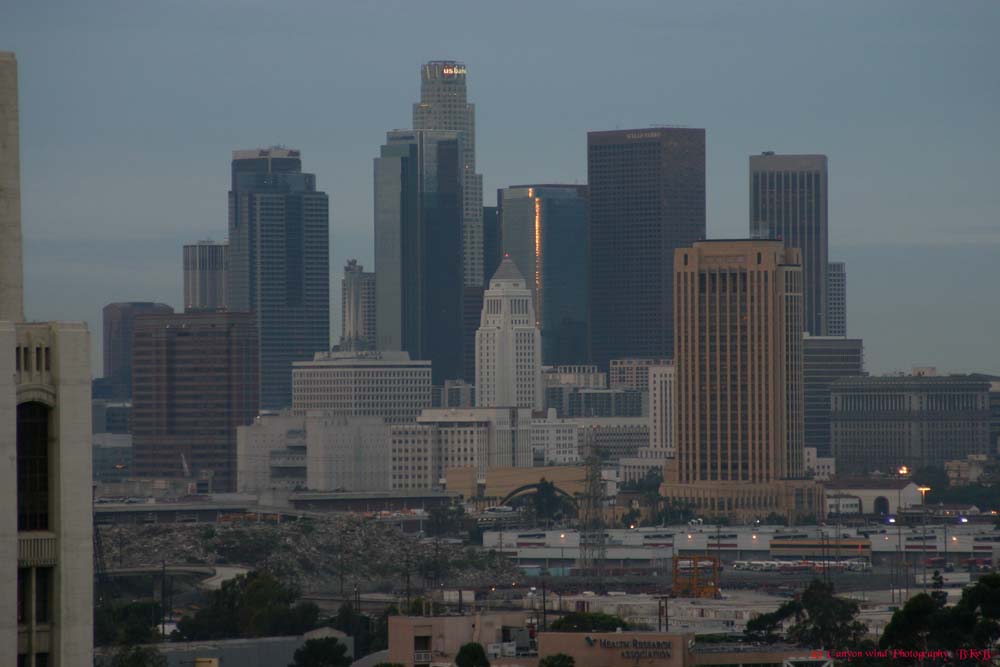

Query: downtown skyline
(2, 1), (998, 377)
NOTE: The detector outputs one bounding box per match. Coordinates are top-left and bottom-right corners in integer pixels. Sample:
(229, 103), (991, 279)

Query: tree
(532, 479), (566, 523)
(880, 573), (1000, 658)
(744, 600), (801, 644)
(538, 654), (576, 667)
(95, 599), (163, 646)
(426, 505), (466, 537)
(454, 642), (490, 667)
(549, 612), (630, 633)
(656, 498), (695, 525)
(174, 571), (319, 641)
(330, 603), (372, 656)
(785, 580), (867, 649)
(290, 637), (352, 667)
(109, 646), (167, 667)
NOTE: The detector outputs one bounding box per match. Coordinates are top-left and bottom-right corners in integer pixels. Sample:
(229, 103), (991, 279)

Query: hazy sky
(3, 1), (998, 376)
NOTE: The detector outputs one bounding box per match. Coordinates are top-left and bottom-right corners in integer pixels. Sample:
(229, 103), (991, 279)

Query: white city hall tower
(475, 256), (542, 410)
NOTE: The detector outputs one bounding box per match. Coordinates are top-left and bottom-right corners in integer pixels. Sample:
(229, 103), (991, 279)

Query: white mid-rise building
(306, 415), (391, 492)
(390, 407), (533, 491)
(647, 363), (675, 459)
(804, 446), (836, 481)
(292, 350), (431, 422)
(531, 409), (582, 466)
(237, 413), (307, 493)
(475, 257), (542, 410)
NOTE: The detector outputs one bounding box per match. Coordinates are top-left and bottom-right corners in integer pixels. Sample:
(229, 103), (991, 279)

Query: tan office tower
(662, 239), (822, 522)
(1, 51), (94, 665)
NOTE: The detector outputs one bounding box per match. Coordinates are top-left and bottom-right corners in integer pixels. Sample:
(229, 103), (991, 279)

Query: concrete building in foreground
(306, 415), (391, 492)
(663, 240), (821, 522)
(236, 413), (307, 493)
(1, 51), (94, 666)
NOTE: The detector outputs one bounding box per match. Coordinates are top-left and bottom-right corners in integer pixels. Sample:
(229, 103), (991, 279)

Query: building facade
(236, 413), (306, 493)
(340, 259), (376, 351)
(588, 128), (706, 369)
(412, 60), (483, 288)
(2, 52), (94, 664)
(827, 260), (846, 336)
(750, 152), (829, 336)
(102, 301), (174, 399)
(647, 363), (675, 460)
(131, 312), (259, 491)
(305, 415), (391, 492)
(482, 204), (501, 285)
(390, 408), (533, 491)
(609, 358), (670, 391)
(497, 185), (589, 365)
(664, 240), (820, 521)
(374, 129), (464, 384)
(227, 147), (330, 409)
(291, 350), (431, 423)
(475, 257), (542, 410)
(183, 240), (228, 312)
(831, 374), (992, 475)
(803, 336), (864, 457)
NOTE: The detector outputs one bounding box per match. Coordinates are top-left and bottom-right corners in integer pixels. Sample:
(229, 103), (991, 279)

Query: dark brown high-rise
(131, 312), (258, 491)
(103, 301), (173, 399)
(587, 128), (705, 369)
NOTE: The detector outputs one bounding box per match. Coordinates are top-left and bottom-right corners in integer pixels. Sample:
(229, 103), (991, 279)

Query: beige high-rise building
(663, 240), (821, 522)
(1, 51), (94, 665)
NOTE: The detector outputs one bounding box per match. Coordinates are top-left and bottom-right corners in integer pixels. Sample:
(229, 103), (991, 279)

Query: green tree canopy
(881, 572), (1000, 658)
(786, 579), (868, 649)
(290, 637), (352, 667)
(174, 571), (319, 641)
(454, 642), (490, 667)
(538, 653), (576, 667)
(549, 612), (630, 633)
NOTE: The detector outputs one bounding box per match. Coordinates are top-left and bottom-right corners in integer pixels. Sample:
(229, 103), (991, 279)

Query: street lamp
(918, 487), (931, 591)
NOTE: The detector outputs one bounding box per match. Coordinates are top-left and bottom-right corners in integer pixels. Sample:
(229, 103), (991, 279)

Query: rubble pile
(99, 515), (520, 594)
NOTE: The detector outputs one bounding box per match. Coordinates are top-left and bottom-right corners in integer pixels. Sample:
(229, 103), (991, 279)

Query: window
(17, 402), (50, 531)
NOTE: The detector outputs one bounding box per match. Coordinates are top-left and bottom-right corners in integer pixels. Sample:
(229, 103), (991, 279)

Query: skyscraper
(413, 60), (483, 288)
(475, 257), (543, 410)
(374, 129), (464, 384)
(183, 240), (228, 312)
(498, 184), (589, 365)
(803, 335), (864, 457)
(827, 260), (847, 336)
(588, 128), (706, 369)
(482, 204), (501, 285)
(663, 240), (822, 521)
(103, 301), (174, 399)
(750, 153), (829, 335)
(1, 51), (94, 665)
(131, 311), (259, 491)
(340, 259), (376, 351)
(227, 147), (330, 409)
